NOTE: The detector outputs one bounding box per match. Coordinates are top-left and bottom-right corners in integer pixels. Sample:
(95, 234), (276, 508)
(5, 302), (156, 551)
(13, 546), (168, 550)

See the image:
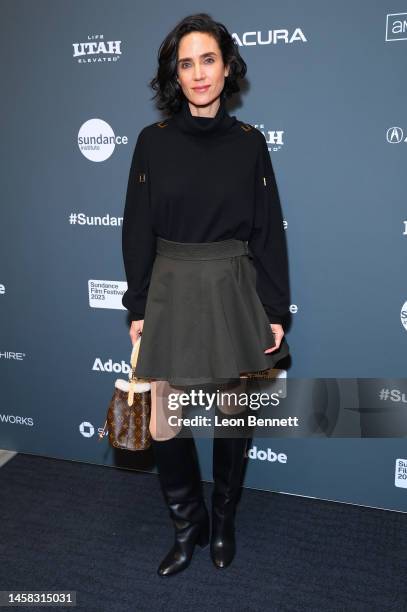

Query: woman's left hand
(264, 323), (284, 353)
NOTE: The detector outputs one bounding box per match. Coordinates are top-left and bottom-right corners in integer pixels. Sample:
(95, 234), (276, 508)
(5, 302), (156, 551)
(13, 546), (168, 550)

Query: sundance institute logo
(401, 301), (407, 332)
(78, 119), (128, 162)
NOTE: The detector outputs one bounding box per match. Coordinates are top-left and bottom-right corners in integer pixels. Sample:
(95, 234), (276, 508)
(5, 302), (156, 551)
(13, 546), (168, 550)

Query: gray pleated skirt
(133, 236), (290, 386)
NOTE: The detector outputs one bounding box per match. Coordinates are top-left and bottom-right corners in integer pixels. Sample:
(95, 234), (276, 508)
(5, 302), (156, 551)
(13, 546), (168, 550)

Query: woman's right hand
(130, 319), (144, 345)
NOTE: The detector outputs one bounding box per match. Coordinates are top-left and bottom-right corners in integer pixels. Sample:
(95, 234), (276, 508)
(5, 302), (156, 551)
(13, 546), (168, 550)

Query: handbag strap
(130, 335), (142, 369)
(128, 335), (148, 406)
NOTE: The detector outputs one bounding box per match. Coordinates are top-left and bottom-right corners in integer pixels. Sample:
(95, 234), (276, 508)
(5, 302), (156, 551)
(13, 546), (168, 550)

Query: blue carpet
(0, 453), (406, 611)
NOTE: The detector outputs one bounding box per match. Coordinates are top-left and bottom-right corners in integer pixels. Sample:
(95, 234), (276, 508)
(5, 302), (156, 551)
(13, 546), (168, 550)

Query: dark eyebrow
(177, 51), (217, 65)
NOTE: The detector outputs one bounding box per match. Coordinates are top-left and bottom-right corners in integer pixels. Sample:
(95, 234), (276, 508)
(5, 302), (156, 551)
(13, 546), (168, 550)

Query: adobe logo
(246, 445), (287, 463)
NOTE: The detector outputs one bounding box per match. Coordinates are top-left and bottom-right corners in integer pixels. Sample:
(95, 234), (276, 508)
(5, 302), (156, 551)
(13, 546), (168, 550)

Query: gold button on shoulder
(240, 122), (253, 132)
(156, 121), (168, 128)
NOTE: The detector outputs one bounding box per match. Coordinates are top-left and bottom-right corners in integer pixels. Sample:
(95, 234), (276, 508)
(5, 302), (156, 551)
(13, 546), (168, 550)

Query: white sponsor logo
(385, 13), (407, 41)
(0, 283), (5, 295)
(395, 458), (407, 487)
(88, 280), (127, 310)
(386, 126), (405, 143)
(0, 414), (34, 425)
(78, 119), (128, 162)
(233, 28), (306, 46)
(0, 351), (26, 360)
(401, 301), (407, 332)
(256, 125), (284, 151)
(73, 35), (122, 62)
(92, 357), (130, 374)
(79, 421), (95, 438)
(246, 445), (287, 463)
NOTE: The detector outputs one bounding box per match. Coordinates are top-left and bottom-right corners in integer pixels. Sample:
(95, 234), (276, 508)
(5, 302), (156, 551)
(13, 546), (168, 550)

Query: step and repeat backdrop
(1, 1), (406, 512)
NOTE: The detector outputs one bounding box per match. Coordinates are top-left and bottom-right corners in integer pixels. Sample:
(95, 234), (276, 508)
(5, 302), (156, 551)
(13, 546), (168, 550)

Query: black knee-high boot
(211, 436), (248, 568)
(152, 432), (210, 576)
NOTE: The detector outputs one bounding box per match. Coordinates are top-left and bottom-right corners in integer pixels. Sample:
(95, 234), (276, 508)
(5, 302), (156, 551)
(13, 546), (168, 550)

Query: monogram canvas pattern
(105, 387), (152, 451)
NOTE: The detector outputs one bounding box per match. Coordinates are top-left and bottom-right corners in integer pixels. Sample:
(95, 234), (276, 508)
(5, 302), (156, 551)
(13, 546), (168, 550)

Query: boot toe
(211, 551), (235, 568)
(157, 548), (187, 576)
(157, 520), (209, 576)
(157, 562), (185, 576)
(213, 557), (230, 569)
(210, 539), (236, 568)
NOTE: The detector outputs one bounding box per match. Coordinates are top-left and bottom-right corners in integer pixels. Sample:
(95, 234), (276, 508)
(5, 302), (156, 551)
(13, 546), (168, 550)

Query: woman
(121, 13), (290, 576)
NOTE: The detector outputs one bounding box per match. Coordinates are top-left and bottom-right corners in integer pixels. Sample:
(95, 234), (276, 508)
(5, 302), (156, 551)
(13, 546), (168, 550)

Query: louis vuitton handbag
(98, 336), (152, 450)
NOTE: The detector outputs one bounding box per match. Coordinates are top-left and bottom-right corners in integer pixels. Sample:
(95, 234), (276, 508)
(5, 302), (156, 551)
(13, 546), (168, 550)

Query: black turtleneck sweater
(121, 96), (290, 324)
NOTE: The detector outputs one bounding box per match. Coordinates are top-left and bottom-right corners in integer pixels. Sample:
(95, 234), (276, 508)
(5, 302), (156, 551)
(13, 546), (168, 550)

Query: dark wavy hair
(149, 13), (247, 116)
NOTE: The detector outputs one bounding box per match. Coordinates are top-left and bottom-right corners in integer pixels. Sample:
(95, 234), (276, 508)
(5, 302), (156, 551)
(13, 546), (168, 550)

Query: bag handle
(127, 335), (147, 406)
(130, 334), (142, 370)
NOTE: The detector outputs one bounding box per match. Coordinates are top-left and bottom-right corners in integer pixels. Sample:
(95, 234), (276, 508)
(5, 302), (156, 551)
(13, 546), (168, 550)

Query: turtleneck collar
(173, 95), (236, 137)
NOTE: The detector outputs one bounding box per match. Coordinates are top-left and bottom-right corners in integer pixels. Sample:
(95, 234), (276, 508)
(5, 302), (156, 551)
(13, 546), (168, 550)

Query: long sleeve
(248, 133), (290, 325)
(121, 128), (156, 321)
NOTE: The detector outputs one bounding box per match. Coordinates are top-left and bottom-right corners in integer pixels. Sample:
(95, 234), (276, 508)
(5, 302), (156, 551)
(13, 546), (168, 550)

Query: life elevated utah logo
(72, 34), (122, 62)
(78, 119), (128, 162)
(256, 124), (284, 152)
